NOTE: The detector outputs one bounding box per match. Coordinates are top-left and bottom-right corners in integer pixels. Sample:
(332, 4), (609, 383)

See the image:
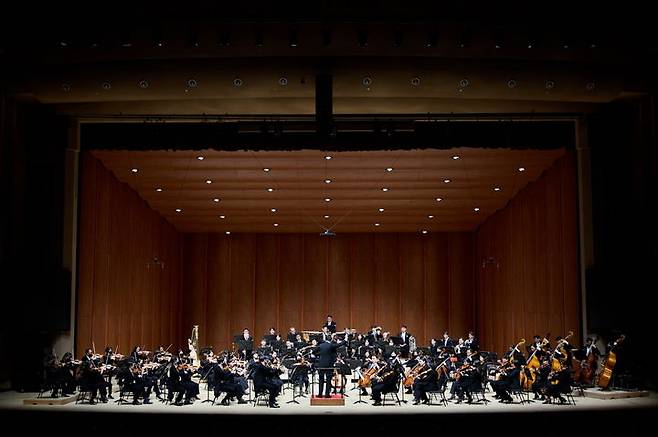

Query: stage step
(23, 394), (78, 406)
(582, 388), (650, 400)
(310, 395), (345, 406)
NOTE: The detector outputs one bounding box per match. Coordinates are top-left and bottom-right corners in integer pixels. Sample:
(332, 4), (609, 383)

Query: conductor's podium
(310, 394), (345, 406)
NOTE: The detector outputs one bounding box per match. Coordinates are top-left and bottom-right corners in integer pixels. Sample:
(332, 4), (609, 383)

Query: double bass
(597, 335), (625, 389)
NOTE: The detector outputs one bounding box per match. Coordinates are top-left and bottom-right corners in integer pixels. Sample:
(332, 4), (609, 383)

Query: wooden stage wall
(76, 154), (183, 356)
(182, 232), (474, 351)
(76, 152), (579, 357)
(475, 152), (580, 355)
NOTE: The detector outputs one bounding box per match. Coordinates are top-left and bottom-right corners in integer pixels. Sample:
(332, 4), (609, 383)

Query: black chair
(509, 387), (531, 404)
(426, 381), (449, 406)
(75, 383), (94, 404)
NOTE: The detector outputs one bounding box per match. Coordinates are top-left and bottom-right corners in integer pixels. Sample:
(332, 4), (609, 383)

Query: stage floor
(1, 385), (656, 416)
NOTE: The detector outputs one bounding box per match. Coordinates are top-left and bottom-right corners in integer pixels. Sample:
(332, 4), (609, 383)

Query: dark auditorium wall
(76, 153), (183, 356)
(181, 232), (474, 350)
(475, 152), (580, 355)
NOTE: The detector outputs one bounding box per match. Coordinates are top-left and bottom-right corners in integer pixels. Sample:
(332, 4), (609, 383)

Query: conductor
(313, 333), (341, 398)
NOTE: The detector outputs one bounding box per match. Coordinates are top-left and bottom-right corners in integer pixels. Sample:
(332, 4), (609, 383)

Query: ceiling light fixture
(428, 215), (434, 219)
(386, 167), (393, 172)
(263, 168), (270, 172)
(518, 167), (526, 172)
(270, 208), (277, 213)
(474, 207), (480, 212)
(452, 155), (460, 160)
(267, 188), (274, 192)
(197, 156), (204, 160)
(219, 215), (226, 219)
(378, 208), (385, 212)
(443, 179), (451, 183)
(225, 231), (231, 235)
(273, 223), (279, 227)
(155, 188), (163, 192)
(213, 198), (220, 202)
(324, 179), (332, 184)
(206, 180), (212, 184)
(325, 155), (332, 160)
(131, 168), (138, 173)
(382, 188), (389, 192)
(374, 223), (380, 227)
(175, 208), (182, 213)
(324, 198), (331, 202)
(436, 197), (443, 202)
(324, 215), (330, 219)
(493, 187), (501, 192)
(421, 230), (428, 234)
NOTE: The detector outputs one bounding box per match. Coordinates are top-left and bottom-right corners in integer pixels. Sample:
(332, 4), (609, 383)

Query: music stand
(200, 365), (216, 404)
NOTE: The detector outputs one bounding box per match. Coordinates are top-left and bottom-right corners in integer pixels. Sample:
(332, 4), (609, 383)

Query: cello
(597, 335), (625, 389)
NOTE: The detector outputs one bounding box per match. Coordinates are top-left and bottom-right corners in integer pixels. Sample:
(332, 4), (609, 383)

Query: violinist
(452, 349), (479, 404)
(57, 352), (78, 396)
(127, 346), (142, 365)
(289, 354), (310, 394)
(257, 339), (272, 357)
(440, 331), (455, 348)
(293, 334), (307, 350)
(213, 360), (247, 405)
(490, 356), (520, 403)
(101, 346), (117, 399)
(123, 363), (152, 405)
(322, 315), (337, 334)
(250, 354), (283, 408)
(287, 327), (298, 342)
(80, 348), (110, 404)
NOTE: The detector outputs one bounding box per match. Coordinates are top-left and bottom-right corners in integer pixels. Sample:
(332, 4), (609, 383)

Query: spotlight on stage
(320, 229), (336, 237)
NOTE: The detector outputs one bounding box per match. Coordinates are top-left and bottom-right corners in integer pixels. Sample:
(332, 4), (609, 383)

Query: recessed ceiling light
(225, 231), (231, 235)
(421, 230), (428, 234)
(428, 215), (434, 219)
(325, 155), (332, 160)
(213, 198), (220, 202)
(324, 215), (330, 219)
(267, 188), (274, 192)
(324, 179), (332, 184)
(378, 208), (385, 212)
(374, 223), (380, 227)
(197, 156), (204, 160)
(518, 167), (526, 172)
(273, 223), (279, 227)
(452, 155), (460, 160)
(436, 197), (443, 202)
(474, 207), (480, 212)
(175, 208), (182, 213)
(382, 188), (389, 192)
(443, 179), (451, 183)
(324, 198), (331, 202)
(155, 188), (163, 192)
(263, 168), (270, 172)
(271, 208), (277, 212)
(493, 187), (501, 192)
(219, 215), (226, 219)
(206, 180), (212, 184)
(131, 168), (138, 173)
(386, 167), (393, 172)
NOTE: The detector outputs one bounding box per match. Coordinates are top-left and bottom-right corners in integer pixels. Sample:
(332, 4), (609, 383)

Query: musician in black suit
(440, 331), (455, 348)
(322, 315), (337, 334)
(399, 325), (411, 358)
(250, 355), (283, 408)
(287, 327), (298, 343)
(236, 329), (254, 359)
(464, 331), (479, 352)
(313, 334), (341, 397)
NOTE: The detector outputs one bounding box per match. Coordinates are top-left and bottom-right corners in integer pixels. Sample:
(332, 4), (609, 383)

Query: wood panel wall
(182, 232), (474, 351)
(475, 152), (580, 355)
(76, 153), (183, 356)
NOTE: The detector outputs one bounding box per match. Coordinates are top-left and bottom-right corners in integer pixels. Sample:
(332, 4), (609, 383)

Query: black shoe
(456, 398), (463, 404)
(108, 394), (114, 399)
(143, 399), (152, 404)
(132, 400), (141, 405)
(237, 398), (247, 404)
(100, 397), (108, 403)
(89, 399), (97, 405)
(412, 400), (420, 405)
(269, 403), (280, 408)
(221, 398), (230, 406)
(558, 397), (567, 404)
(372, 401), (382, 406)
(422, 399), (429, 405)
